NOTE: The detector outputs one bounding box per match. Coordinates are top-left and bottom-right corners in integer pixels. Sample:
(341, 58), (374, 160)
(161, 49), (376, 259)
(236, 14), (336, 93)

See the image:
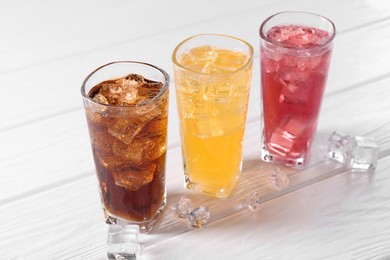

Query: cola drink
(81, 62), (169, 232)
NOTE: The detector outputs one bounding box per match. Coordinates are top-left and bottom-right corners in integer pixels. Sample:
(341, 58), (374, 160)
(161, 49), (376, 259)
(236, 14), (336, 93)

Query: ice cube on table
(188, 207), (210, 228)
(351, 136), (379, 170)
(269, 168), (289, 190)
(170, 197), (192, 219)
(269, 117), (304, 156)
(107, 225), (141, 260)
(327, 131), (352, 163)
(246, 191), (260, 211)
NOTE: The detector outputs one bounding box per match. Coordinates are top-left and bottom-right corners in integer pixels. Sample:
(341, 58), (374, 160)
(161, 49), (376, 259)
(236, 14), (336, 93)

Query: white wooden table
(1, 1), (390, 259)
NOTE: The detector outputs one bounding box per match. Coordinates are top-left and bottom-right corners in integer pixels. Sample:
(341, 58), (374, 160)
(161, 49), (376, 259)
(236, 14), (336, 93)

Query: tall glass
(81, 61), (169, 233)
(260, 12), (336, 167)
(172, 34), (253, 198)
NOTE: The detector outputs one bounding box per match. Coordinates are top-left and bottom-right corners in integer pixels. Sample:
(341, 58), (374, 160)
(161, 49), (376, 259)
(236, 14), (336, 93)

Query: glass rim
(259, 11), (336, 51)
(172, 33), (254, 75)
(81, 60), (170, 108)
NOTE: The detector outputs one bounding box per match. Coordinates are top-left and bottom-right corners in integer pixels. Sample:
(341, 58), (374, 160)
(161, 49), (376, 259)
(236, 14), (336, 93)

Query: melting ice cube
(269, 168), (289, 190)
(170, 197), (192, 219)
(107, 225), (141, 260)
(188, 207), (210, 228)
(351, 136), (379, 170)
(327, 131), (352, 163)
(246, 191), (260, 211)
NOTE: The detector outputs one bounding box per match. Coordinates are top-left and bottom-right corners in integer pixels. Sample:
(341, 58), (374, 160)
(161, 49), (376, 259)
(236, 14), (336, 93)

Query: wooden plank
(0, 0), (278, 74)
(1, 0), (387, 73)
(0, 177), (107, 259)
(1, 60), (390, 207)
(0, 108), (182, 205)
(2, 1), (390, 259)
(1, 76), (389, 212)
(1, 1), (390, 130)
(2, 142), (390, 259)
(143, 155), (390, 259)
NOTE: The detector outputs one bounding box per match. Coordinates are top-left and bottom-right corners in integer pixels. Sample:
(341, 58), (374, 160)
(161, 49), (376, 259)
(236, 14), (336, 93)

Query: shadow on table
(149, 127), (386, 238)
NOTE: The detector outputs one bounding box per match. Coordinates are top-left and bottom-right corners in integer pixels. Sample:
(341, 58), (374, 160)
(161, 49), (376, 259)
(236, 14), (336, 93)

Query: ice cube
(213, 49), (248, 72)
(327, 131), (352, 163)
(118, 73), (145, 86)
(93, 93), (109, 105)
(108, 117), (146, 145)
(351, 136), (379, 170)
(112, 163), (156, 191)
(170, 197), (192, 219)
(136, 81), (164, 105)
(279, 79), (310, 106)
(107, 224), (141, 260)
(188, 207), (210, 228)
(267, 25), (331, 48)
(180, 45), (218, 73)
(114, 74), (144, 106)
(96, 81), (125, 105)
(267, 26), (290, 42)
(142, 117), (167, 137)
(91, 73), (163, 107)
(112, 135), (165, 165)
(279, 59), (310, 82)
(296, 55), (322, 70)
(261, 49), (281, 74)
(269, 168), (289, 190)
(204, 82), (233, 104)
(201, 61), (215, 74)
(269, 118), (305, 156)
(178, 76), (208, 119)
(246, 191), (260, 211)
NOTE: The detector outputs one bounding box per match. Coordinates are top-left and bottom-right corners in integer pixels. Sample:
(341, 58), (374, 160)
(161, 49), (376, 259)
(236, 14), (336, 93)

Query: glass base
(260, 146), (306, 168)
(184, 175), (235, 198)
(103, 198), (166, 233)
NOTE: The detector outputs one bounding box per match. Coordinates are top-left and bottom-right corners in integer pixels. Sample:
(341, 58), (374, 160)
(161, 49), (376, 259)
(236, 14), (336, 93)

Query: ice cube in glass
(268, 117), (304, 157)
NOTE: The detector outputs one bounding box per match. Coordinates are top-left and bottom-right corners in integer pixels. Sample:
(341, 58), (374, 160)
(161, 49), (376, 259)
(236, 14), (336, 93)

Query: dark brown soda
(86, 75), (168, 223)
(93, 150), (166, 222)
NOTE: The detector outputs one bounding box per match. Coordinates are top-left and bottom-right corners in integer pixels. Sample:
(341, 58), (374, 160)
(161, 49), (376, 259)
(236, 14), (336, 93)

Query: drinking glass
(172, 34), (253, 197)
(260, 12), (336, 167)
(81, 61), (169, 232)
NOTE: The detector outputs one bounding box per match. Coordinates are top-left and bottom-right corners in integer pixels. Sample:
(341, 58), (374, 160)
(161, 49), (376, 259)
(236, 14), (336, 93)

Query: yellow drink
(173, 35), (253, 197)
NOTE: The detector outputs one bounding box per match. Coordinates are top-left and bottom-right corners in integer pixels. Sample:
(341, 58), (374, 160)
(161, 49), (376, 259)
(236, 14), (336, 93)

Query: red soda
(260, 25), (334, 166)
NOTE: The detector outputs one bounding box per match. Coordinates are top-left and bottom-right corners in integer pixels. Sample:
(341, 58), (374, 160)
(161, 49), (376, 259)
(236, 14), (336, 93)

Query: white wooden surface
(1, 1), (390, 259)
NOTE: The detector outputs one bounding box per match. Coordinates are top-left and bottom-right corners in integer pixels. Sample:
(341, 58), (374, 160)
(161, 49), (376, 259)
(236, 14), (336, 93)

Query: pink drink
(260, 13), (335, 167)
